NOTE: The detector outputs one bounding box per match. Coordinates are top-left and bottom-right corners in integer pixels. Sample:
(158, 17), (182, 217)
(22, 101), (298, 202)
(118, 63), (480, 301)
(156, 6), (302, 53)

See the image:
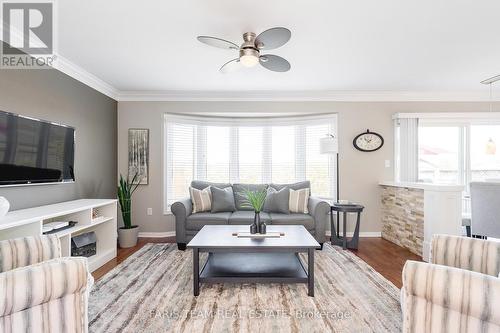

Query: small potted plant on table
(117, 173), (141, 248)
(241, 189), (268, 234)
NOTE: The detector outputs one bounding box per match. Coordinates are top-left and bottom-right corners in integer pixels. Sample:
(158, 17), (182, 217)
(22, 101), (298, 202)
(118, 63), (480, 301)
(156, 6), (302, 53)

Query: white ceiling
(56, 0), (500, 97)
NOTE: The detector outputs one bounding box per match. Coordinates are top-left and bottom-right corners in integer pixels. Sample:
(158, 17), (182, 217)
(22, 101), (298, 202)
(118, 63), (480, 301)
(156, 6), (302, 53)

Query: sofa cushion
(270, 213), (315, 230)
(186, 212), (231, 230)
(191, 180), (231, 190)
(270, 181), (310, 191)
(211, 186), (236, 213)
(263, 187), (290, 214)
(232, 183), (268, 211)
(228, 211), (271, 225)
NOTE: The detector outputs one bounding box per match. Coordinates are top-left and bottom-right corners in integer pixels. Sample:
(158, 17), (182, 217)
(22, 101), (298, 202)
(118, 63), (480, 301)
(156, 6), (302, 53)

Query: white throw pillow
(289, 188), (310, 214)
(189, 186), (212, 213)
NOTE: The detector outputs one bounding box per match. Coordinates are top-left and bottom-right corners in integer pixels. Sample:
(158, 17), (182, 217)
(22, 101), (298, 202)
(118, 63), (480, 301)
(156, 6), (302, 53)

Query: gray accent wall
(118, 101), (499, 235)
(0, 69), (117, 210)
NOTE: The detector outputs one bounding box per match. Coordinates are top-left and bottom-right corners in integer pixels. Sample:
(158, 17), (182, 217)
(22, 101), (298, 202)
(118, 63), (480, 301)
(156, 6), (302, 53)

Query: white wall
(118, 101), (499, 235)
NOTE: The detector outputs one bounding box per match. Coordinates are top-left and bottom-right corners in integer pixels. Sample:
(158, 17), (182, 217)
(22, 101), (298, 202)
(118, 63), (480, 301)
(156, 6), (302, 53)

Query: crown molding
(115, 90), (500, 102)
(53, 55), (119, 100)
(1, 24), (119, 100)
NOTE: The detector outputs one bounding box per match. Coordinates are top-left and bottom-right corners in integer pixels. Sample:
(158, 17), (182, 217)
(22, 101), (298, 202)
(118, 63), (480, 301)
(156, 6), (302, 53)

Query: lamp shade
(320, 136), (338, 154)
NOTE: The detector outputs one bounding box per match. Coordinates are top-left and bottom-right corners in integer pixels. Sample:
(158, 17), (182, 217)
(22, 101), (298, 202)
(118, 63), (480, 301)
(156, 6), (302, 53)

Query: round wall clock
(353, 129), (384, 152)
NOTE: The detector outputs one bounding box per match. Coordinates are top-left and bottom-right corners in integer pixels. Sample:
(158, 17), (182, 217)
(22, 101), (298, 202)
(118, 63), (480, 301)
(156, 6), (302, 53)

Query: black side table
(330, 203), (364, 250)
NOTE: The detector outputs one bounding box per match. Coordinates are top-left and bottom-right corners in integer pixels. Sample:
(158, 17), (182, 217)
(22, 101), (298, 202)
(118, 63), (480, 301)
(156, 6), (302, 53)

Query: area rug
(89, 243), (402, 332)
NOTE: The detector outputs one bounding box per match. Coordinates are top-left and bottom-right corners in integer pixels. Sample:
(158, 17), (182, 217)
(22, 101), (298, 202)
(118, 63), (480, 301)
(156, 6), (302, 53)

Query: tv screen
(0, 111), (75, 185)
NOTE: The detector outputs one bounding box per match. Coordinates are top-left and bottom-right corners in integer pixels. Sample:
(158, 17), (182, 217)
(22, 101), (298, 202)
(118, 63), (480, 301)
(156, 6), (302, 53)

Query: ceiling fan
(197, 27), (291, 73)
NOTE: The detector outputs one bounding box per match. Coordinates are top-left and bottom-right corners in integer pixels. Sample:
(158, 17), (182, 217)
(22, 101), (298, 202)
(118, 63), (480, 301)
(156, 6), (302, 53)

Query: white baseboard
(326, 231), (381, 238)
(138, 231), (175, 238)
(138, 231), (381, 238)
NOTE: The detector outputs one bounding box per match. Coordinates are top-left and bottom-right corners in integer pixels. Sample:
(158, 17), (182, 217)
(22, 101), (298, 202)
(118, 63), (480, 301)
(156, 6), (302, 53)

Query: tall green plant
(240, 188), (267, 213)
(117, 173), (141, 229)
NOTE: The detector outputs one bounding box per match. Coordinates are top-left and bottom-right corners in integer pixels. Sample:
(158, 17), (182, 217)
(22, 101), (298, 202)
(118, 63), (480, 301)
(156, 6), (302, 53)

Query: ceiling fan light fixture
(239, 48), (259, 67)
(240, 55), (259, 67)
(197, 27), (291, 72)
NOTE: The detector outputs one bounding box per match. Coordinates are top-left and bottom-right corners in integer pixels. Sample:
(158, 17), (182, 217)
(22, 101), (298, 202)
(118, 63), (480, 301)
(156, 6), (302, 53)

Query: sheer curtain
(164, 113), (337, 211)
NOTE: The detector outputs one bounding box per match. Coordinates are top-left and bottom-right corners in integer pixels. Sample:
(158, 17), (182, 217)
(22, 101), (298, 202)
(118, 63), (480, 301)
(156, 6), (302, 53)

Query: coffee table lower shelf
(193, 251), (314, 297)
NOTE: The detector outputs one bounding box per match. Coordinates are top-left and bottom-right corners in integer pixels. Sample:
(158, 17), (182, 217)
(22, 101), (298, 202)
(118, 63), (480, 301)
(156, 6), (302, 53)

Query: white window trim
(394, 112), (500, 120)
(163, 113), (338, 214)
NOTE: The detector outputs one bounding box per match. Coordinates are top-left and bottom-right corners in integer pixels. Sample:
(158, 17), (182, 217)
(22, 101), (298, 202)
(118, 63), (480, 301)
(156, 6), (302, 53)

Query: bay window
(164, 114), (337, 211)
(238, 127), (263, 184)
(271, 126), (295, 184)
(206, 126), (230, 183)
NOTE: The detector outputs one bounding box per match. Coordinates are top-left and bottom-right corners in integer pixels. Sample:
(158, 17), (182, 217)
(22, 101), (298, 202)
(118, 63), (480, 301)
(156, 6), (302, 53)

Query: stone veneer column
(381, 185), (424, 256)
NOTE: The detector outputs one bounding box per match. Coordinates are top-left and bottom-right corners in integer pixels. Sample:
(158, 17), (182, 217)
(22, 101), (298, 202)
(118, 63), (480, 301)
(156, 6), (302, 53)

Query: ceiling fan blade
(219, 58), (242, 74)
(255, 27), (291, 50)
(259, 55), (290, 72)
(197, 36), (239, 50)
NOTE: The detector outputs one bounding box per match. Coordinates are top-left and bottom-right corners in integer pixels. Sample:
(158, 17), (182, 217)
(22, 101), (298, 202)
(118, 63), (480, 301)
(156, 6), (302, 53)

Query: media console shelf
(0, 199), (117, 272)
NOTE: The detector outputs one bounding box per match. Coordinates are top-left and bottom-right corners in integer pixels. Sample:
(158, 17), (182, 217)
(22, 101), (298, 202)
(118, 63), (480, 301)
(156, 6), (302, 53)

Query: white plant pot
(0, 197), (10, 217)
(118, 226), (139, 248)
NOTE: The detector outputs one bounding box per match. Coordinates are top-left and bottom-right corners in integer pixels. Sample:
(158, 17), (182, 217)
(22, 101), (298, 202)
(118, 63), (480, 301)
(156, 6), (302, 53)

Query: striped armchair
(402, 235), (500, 333)
(0, 235), (93, 333)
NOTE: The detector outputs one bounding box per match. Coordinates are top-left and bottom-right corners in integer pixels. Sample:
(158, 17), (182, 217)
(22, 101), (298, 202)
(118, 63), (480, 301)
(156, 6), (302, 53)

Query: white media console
(0, 199), (117, 272)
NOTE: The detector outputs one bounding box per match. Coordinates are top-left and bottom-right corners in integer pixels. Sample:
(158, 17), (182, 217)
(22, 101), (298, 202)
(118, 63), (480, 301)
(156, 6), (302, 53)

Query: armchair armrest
(0, 257), (92, 317)
(0, 235), (61, 273)
(402, 260), (500, 332)
(171, 198), (192, 244)
(308, 196), (330, 243)
(431, 234), (500, 277)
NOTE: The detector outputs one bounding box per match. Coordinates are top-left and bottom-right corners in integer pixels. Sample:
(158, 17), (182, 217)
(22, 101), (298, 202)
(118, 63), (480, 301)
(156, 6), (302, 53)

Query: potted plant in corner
(117, 173), (141, 248)
(241, 188), (268, 234)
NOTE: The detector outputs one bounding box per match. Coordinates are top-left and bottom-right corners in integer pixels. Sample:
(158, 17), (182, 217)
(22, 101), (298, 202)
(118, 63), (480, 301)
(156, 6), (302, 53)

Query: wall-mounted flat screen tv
(0, 111), (75, 186)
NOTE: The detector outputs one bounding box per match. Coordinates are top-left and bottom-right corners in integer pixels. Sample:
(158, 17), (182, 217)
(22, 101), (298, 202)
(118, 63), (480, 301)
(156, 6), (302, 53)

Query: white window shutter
(164, 114), (337, 211)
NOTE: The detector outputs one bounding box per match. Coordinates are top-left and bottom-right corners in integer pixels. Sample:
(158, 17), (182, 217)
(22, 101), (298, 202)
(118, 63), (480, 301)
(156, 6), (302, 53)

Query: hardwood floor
(92, 237), (421, 288)
(348, 238), (421, 288)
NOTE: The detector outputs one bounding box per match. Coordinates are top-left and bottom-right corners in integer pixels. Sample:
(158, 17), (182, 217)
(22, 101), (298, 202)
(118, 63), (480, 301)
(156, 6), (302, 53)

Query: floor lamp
(320, 134), (340, 237)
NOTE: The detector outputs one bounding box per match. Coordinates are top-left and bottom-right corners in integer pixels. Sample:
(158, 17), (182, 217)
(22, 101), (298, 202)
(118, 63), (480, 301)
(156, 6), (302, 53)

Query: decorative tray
(232, 232), (285, 239)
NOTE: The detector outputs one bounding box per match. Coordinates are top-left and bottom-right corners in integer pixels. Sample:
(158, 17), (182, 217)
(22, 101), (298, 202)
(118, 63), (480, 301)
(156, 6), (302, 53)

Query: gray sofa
(172, 180), (330, 250)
